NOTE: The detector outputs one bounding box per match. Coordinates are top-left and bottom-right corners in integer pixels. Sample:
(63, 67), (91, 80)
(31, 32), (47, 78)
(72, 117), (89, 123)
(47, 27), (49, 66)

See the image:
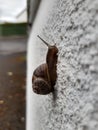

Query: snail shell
(32, 64), (52, 94)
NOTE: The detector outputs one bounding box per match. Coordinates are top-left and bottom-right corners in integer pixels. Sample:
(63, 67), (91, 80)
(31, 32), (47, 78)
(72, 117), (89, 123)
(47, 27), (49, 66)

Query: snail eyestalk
(37, 35), (50, 47)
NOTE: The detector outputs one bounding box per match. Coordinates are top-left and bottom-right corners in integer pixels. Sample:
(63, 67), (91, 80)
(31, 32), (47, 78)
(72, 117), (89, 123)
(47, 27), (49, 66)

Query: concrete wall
(26, 0), (98, 130)
(27, 0), (40, 27)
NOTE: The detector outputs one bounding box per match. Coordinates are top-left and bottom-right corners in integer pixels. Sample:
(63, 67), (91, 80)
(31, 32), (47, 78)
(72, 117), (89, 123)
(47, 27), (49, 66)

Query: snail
(32, 35), (58, 95)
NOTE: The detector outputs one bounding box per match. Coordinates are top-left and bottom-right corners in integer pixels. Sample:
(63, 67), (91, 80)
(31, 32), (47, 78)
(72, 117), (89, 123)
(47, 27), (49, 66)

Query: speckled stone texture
(27, 0), (98, 130)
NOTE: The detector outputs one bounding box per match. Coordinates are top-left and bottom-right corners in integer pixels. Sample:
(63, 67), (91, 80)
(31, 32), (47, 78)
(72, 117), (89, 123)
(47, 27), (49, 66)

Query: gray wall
(27, 0), (40, 27)
(27, 0), (98, 130)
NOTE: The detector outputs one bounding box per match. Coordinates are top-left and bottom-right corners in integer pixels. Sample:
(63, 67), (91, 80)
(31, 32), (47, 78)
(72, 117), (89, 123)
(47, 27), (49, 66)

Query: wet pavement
(0, 37), (27, 130)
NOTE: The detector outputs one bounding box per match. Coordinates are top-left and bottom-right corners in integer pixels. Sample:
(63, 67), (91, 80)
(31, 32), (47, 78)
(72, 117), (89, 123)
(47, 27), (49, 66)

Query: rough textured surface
(27, 0), (98, 130)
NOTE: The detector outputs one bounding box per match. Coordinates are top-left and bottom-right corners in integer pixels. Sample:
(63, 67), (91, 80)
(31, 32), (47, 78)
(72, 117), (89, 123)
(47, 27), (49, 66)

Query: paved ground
(0, 36), (27, 130)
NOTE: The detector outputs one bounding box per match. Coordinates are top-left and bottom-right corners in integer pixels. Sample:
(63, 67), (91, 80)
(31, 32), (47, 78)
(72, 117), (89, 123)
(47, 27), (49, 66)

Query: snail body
(32, 35), (58, 95)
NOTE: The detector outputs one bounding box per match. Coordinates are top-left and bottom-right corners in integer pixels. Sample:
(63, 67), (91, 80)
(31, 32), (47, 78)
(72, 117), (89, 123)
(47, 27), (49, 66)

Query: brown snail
(32, 35), (58, 95)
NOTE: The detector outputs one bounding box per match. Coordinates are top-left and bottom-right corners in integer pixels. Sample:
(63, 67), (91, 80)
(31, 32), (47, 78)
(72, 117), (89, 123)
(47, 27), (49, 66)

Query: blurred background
(0, 0), (27, 129)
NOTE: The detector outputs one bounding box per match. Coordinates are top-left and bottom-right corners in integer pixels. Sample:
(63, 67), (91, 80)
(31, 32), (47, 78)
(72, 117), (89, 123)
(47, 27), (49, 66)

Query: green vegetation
(0, 23), (27, 36)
